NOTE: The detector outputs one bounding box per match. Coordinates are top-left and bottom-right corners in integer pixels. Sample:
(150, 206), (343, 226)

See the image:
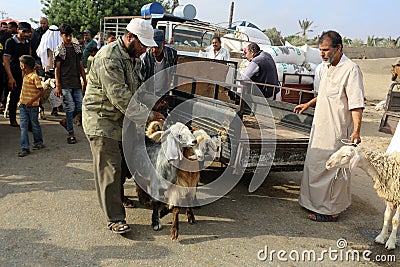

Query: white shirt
(154, 58), (168, 94)
(204, 46), (230, 61)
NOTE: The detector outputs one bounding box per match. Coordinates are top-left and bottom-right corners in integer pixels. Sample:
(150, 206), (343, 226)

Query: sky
(2, 0), (399, 42)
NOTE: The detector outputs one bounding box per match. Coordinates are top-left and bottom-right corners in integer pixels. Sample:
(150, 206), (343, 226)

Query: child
(54, 23), (87, 144)
(86, 46), (98, 75)
(18, 55), (45, 157)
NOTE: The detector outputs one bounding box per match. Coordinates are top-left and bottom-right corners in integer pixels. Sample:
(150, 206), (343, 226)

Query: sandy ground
(0, 58), (399, 266)
(354, 57), (398, 101)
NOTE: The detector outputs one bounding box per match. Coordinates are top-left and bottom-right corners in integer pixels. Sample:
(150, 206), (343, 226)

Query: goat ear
(349, 154), (360, 172)
(207, 139), (217, 152)
(160, 127), (171, 142)
(164, 133), (182, 161)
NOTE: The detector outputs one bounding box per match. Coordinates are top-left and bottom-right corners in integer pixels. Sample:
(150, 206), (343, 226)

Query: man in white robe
(294, 31), (365, 222)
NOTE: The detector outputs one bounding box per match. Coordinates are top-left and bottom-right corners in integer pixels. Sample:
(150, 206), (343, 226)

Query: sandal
(122, 197), (136, 208)
(308, 213), (339, 222)
(67, 136), (77, 144)
(108, 221), (131, 234)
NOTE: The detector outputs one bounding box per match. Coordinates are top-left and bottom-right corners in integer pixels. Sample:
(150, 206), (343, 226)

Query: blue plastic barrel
(141, 2), (164, 16)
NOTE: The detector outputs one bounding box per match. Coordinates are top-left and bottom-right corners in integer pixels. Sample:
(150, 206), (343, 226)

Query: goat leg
(170, 207), (180, 240)
(186, 191), (196, 224)
(186, 207), (195, 224)
(136, 182), (151, 207)
(151, 200), (162, 231)
(160, 206), (171, 218)
(385, 205), (399, 250)
(375, 201), (394, 244)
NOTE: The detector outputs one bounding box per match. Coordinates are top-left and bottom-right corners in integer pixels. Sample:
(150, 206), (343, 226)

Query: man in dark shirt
(82, 29), (97, 68)
(0, 21), (11, 109)
(3, 22), (32, 126)
(242, 42), (280, 100)
(54, 24), (87, 144)
(7, 22), (18, 35)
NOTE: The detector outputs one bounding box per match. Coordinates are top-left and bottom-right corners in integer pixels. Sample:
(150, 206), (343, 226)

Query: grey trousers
(88, 136), (126, 222)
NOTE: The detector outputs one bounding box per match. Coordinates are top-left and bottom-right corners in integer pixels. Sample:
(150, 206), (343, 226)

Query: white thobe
(299, 55), (365, 215)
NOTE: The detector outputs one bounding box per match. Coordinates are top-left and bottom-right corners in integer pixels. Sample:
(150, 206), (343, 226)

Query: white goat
(165, 129), (218, 240)
(135, 122), (197, 231)
(326, 146), (400, 250)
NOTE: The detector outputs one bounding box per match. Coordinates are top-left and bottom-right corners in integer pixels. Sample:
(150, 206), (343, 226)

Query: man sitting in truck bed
(241, 42), (280, 100)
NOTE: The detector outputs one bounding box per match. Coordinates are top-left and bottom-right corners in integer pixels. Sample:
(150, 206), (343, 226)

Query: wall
(344, 47), (400, 59)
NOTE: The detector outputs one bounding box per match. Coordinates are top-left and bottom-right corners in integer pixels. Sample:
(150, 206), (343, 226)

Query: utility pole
(0, 10), (8, 20)
(228, 2), (234, 28)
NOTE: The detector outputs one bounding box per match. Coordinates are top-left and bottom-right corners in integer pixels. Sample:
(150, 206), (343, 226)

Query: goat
(39, 77), (55, 120)
(326, 146), (400, 250)
(133, 122), (197, 231)
(164, 129), (218, 240)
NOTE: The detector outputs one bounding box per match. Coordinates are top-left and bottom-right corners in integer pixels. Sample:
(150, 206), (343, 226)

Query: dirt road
(0, 103), (398, 266)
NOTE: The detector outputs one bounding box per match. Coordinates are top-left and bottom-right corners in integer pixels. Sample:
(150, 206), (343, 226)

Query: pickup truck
(163, 56), (315, 177)
(379, 82), (400, 134)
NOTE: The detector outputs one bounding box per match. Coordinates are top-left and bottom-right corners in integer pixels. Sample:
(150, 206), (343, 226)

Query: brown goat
(169, 146), (200, 240)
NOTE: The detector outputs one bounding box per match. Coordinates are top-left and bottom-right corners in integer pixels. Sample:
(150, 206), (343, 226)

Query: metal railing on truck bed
(167, 68), (314, 173)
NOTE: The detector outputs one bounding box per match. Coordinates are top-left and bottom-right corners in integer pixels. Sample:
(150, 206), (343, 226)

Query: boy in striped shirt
(18, 55), (45, 157)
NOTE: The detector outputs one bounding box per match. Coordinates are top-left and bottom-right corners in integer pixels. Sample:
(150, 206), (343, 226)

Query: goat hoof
(375, 235), (387, 244)
(152, 223), (162, 231)
(187, 216), (195, 224)
(385, 239), (396, 250)
(170, 229), (178, 240)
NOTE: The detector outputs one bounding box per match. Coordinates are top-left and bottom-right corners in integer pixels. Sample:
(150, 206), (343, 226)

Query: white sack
(276, 63), (315, 84)
(261, 45), (305, 65)
(301, 44), (322, 64)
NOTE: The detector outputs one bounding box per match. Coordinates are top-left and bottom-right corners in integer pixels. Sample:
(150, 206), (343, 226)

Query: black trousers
(8, 70), (23, 123)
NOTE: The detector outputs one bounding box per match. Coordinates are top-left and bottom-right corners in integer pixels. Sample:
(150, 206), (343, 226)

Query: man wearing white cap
(82, 18), (163, 234)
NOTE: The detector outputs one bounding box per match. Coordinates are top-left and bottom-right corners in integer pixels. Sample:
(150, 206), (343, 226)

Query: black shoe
(18, 148), (30, 157)
(32, 144), (45, 150)
(51, 108), (58, 116)
(58, 105), (64, 112)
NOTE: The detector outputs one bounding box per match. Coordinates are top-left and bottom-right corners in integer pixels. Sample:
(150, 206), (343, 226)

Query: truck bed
(242, 115), (309, 140)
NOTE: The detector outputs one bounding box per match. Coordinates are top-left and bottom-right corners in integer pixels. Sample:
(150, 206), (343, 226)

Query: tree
(284, 35), (307, 46)
(40, 0), (168, 34)
(297, 18), (315, 38)
(263, 27), (283, 46)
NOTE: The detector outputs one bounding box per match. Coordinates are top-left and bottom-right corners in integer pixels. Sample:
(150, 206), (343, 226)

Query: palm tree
(297, 19), (315, 38)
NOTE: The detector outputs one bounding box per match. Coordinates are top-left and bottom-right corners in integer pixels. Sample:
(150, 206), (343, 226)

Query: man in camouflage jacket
(82, 18), (163, 234)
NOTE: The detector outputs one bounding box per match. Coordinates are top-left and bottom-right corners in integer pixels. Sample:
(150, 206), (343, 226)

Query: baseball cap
(18, 22), (31, 31)
(153, 29), (165, 47)
(126, 18), (157, 47)
(83, 29), (91, 34)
